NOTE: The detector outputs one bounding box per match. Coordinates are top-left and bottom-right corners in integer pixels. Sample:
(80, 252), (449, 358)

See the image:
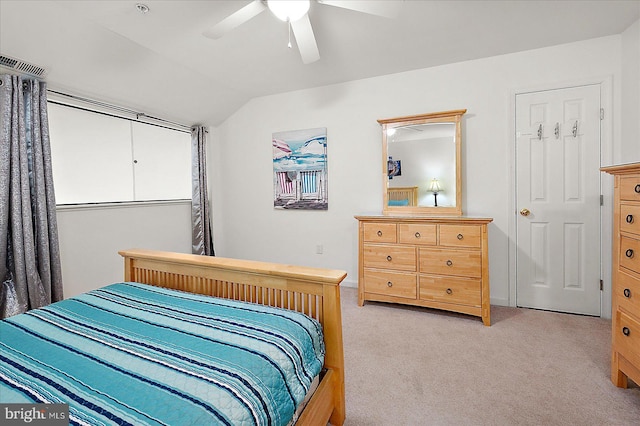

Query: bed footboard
(119, 249), (347, 425)
(388, 186), (418, 206)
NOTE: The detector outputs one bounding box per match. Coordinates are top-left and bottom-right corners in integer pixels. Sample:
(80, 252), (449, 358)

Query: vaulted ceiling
(1, 0), (638, 127)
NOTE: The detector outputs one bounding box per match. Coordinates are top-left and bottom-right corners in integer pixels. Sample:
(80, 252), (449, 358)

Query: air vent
(0, 54), (47, 78)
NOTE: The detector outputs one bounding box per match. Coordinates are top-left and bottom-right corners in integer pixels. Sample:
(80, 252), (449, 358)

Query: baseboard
(490, 297), (509, 306)
(341, 279), (358, 289)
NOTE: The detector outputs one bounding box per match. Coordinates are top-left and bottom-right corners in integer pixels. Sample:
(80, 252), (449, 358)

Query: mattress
(0, 282), (325, 425)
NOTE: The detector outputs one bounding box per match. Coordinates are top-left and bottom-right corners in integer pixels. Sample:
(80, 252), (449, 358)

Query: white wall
(211, 35), (624, 309)
(621, 19), (640, 163)
(57, 202), (191, 297)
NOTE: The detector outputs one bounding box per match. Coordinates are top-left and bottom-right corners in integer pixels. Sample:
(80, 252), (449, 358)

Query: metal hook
(537, 124), (543, 140)
(572, 121), (578, 138)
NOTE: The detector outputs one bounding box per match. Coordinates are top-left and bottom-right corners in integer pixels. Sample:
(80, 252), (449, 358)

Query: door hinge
(600, 108), (604, 120)
(600, 279), (603, 291)
(600, 194), (604, 206)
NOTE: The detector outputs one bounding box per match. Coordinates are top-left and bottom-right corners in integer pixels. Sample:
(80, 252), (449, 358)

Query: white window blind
(48, 102), (191, 205)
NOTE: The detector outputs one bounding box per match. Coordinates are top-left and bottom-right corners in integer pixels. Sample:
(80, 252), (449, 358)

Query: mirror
(378, 109), (466, 216)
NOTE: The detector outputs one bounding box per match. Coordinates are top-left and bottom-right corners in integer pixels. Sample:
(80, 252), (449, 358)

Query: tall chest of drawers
(355, 216), (492, 326)
(602, 163), (640, 387)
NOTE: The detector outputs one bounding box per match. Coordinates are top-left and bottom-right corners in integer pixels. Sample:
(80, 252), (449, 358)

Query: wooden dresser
(602, 163), (640, 387)
(355, 215), (492, 326)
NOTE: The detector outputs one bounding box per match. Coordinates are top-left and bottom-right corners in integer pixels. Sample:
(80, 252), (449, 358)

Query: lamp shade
(267, 0), (310, 22)
(429, 178), (442, 193)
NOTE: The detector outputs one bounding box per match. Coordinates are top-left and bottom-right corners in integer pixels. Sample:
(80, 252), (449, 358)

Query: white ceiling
(1, 0), (638, 127)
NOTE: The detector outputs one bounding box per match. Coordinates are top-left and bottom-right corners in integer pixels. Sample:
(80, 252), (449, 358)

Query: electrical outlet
(316, 244), (323, 254)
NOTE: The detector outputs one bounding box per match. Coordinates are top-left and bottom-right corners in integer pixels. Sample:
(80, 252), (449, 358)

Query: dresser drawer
(399, 224), (436, 246)
(620, 204), (640, 236)
(363, 244), (416, 271)
(363, 223), (397, 243)
(363, 269), (417, 299)
(419, 275), (481, 306)
(620, 176), (640, 202)
(615, 310), (640, 367)
(620, 235), (640, 274)
(419, 248), (481, 278)
(617, 271), (640, 315)
(439, 225), (481, 248)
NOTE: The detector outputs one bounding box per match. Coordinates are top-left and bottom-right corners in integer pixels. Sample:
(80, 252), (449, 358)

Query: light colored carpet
(339, 287), (640, 425)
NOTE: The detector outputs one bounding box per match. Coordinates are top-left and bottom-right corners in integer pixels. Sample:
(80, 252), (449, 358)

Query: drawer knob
(446, 288), (453, 295)
(623, 288), (631, 298)
(386, 255), (392, 261)
(635, 184), (640, 194)
(622, 326), (631, 337)
(446, 260), (453, 266)
(626, 214), (634, 224)
(625, 249), (634, 258)
(457, 233), (464, 240)
(387, 281), (393, 287)
(415, 232), (421, 238)
(377, 230), (383, 237)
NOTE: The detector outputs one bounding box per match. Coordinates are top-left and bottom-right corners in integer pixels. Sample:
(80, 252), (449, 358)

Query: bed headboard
(388, 186), (418, 206)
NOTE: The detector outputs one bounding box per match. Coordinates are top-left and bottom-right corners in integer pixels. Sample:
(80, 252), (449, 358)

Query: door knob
(520, 208), (531, 217)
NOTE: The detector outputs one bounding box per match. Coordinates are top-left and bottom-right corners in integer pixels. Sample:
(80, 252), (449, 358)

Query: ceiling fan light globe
(267, 0), (310, 22)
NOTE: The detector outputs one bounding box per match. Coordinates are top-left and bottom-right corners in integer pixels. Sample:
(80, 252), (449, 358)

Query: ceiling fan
(203, 0), (402, 64)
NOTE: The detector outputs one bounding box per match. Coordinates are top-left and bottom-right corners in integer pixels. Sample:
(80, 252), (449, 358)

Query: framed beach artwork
(273, 127), (328, 210)
(387, 156), (401, 179)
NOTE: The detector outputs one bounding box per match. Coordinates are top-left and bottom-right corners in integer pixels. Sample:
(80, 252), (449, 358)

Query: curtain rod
(46, 89), (193, 132)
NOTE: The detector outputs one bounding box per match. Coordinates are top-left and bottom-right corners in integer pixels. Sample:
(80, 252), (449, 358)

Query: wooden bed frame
(119, 249), (347, 426)
(388, 186), (418, 206)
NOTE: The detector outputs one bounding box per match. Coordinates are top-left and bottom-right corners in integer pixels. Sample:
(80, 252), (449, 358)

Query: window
(47, 102), (191, 205)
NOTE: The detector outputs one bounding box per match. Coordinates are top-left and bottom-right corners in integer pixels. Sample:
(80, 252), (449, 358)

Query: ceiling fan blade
(203, 0), (267, 39)
(291, 14), (320, 64)
(318, 0), (402, 18)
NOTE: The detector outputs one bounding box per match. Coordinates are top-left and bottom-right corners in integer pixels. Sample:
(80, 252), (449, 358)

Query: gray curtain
(191, 126), (214, 256)
(0, 75), (63, 319)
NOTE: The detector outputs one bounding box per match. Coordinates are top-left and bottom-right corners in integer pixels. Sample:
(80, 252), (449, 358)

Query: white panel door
(515, 85), (601, 315)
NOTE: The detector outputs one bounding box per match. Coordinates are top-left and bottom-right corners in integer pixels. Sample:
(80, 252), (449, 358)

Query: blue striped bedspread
(0, 282), (325, 425)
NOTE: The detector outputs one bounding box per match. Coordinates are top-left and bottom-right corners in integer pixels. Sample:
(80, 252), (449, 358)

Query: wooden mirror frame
(378, 109), (466, 216)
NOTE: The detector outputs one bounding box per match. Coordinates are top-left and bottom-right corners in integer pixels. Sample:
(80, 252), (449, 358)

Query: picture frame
(273, 127), (328, 210)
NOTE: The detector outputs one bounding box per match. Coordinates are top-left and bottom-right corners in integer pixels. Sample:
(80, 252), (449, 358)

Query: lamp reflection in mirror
(429, 178), (442, 206)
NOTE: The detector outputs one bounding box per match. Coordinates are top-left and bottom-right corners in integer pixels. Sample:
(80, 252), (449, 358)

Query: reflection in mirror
(387, 122), (456, 207)
(378, 110), (466, 216)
